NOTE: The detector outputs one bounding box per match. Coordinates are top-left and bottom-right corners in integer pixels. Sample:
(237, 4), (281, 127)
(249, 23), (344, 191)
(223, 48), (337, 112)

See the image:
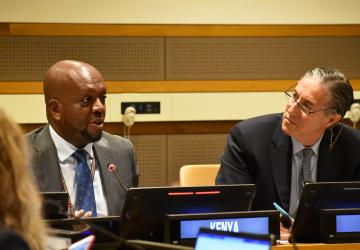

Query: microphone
(107, 163), (128, 192)
(123, 106), (136, 139)
(123, 106), (136, 128)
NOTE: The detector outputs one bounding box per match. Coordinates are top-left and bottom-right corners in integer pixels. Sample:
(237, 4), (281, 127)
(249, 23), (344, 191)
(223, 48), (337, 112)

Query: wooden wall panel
(166, 37), (360, 80)
(0, 36), (164, 81)
(167, 134), (227, 185)
(130, 135), (167, 187)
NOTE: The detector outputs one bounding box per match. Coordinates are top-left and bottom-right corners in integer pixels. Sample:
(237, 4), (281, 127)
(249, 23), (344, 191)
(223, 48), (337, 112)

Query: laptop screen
(195, 228), (271, 250)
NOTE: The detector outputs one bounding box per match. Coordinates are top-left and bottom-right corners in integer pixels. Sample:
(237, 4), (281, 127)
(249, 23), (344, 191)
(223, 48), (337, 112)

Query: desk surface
(273, 243), (360, 250)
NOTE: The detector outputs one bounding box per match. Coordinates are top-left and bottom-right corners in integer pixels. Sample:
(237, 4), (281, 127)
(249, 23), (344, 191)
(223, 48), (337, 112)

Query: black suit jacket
(0, 228), (30, 250)
(216, 113), (360, 212)
(26, 125), (139, 216)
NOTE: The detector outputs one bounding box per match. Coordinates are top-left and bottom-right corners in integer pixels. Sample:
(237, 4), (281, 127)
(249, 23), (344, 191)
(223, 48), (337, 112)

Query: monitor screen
(119, 184), (256, 242)
(194, 228), (272, 250)
(165, 210), (279, 245)
(291, 181), (360, 243)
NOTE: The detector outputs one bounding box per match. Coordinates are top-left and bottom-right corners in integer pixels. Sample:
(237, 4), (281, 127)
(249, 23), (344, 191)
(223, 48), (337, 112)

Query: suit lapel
(32, 125), (63, 191)
(317, 128), (342, 181)
(270, 121), (292, 211)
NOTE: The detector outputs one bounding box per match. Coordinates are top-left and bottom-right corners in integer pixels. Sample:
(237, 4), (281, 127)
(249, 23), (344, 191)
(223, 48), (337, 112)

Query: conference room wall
(1, 92), (360, 124)
(1, 0), (360, 186)
(1, 0), (360, 24)
(0, 92), (286, 123)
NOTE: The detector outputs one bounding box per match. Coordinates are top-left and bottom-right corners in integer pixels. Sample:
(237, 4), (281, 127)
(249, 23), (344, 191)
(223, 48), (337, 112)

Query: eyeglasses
(284, 89), (336, 115)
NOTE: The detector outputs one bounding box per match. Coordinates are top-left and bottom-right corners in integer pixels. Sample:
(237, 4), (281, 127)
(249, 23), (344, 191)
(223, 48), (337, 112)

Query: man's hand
(74, 209), (93, 218)
(279, 215), (294, 241)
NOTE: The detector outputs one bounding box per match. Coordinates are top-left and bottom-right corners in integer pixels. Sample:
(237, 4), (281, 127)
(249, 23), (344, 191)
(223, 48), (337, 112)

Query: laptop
(194, 228), (273, 250)
(41, 192), (69, 219)
(119, 184), (256, 242)
(68, 235), (95, 250)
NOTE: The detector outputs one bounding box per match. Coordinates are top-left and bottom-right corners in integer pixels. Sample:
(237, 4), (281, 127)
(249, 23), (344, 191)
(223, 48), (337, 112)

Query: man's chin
(82, 130), (103, 143)
(281, 121), (293, 137)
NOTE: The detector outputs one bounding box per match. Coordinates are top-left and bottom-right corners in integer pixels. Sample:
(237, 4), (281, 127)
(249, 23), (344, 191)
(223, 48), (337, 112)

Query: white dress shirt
(49, 125), (108, 216)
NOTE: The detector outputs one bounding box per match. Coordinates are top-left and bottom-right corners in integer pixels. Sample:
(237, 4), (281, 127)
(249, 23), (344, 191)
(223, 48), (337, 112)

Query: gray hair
(302, 67), (354, 117)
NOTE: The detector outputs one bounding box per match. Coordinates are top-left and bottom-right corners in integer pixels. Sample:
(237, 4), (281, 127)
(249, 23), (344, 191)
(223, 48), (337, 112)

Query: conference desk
(272, 243), (360, 250)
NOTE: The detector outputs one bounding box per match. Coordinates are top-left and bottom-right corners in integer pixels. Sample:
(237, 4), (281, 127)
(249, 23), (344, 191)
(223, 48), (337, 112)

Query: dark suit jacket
(216, 113), (360, 212)
(0, 228), (30, 250)
(26, 125), (139, 216)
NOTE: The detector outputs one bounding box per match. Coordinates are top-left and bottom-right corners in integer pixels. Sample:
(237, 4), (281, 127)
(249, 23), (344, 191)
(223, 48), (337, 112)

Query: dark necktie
(73, 150), (97, 217)
(298, 148), (314, 198)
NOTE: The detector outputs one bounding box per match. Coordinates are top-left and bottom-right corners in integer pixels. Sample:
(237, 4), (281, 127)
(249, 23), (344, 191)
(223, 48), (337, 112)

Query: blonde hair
(0, 107), (46, 250)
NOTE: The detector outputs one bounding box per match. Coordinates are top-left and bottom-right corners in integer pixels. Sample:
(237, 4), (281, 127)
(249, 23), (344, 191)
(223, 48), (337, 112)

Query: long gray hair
(302, 67), (353, 117)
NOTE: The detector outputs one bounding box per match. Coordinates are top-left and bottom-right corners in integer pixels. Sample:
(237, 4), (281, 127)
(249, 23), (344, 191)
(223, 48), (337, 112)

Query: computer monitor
(119, 184), (256, 242)
(291, 181), (360, 243)
(194, 228), (273, 250)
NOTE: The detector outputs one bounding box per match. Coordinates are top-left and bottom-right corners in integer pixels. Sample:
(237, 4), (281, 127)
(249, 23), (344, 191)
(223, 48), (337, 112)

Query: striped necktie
(73, 149), (97, 217)
(298, 148), (314, 198)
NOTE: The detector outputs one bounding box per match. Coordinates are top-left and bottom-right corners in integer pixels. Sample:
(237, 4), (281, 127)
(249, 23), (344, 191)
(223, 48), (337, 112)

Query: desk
(272, 243), (360, 250)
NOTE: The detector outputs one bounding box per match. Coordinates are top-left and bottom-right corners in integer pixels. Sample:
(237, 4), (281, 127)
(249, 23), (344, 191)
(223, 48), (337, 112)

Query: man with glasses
(216, 67), (360, 218)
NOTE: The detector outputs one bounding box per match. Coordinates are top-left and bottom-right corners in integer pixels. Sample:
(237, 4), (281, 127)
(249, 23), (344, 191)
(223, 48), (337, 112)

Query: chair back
(179, 164), (220, 186)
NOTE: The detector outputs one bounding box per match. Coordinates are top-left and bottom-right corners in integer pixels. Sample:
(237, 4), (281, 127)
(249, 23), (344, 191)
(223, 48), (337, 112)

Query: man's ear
(48, 99), (62, 122)
(326, 113), (342, 128)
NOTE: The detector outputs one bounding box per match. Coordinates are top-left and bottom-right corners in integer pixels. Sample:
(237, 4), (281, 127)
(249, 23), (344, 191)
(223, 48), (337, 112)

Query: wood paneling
(2, 23), (360, 37)
(1, 23), (359, 94)
(0, 23), (9, 34)
(20, 121), (238, 135)
(2, 79), (360, 94)
(272, 243), (360, 250)
(20, 119), (356, 136)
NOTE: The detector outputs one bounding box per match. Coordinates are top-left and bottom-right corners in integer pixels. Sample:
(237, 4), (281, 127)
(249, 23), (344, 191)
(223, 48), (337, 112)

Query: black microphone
(107, 163), (129, 192)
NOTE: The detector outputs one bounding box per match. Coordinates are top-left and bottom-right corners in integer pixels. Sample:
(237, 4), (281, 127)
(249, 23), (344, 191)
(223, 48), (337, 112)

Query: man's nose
(287, 99), (301, 114)
(93, 98), (105, 113)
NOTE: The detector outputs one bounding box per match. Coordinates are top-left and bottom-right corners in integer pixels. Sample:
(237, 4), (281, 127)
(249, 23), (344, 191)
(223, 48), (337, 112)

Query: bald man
(26, 60), (139, 217)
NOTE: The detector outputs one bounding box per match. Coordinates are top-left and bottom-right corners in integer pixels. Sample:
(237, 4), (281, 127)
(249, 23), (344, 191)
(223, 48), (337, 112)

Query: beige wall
(0, 93), (286, 123)
(1, 92), (359, 124)
(1, 0), (360, 24)
(1, 0), (359, 123)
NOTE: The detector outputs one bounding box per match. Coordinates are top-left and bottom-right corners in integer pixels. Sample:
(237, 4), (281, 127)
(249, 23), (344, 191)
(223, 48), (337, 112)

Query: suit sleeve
(216, 124), (255, 184)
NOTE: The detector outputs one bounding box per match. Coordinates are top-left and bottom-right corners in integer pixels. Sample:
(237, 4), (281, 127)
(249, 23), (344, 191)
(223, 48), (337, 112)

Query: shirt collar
(291, 133), (324, 157)
(49, 125), (94, 162)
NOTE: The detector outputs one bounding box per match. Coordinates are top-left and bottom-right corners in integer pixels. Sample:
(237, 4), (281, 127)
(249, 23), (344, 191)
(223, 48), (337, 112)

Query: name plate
(164, 210), (279, 245)
(320, 208), (360, 243)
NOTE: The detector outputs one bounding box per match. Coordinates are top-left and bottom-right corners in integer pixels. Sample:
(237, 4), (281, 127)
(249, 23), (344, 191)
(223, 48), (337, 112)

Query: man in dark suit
(27, 60), (139, 217)
(216, 67), (360, 217)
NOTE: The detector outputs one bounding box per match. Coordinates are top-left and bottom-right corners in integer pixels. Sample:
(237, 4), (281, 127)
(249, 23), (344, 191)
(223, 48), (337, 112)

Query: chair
(179, 164), (220, 186)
